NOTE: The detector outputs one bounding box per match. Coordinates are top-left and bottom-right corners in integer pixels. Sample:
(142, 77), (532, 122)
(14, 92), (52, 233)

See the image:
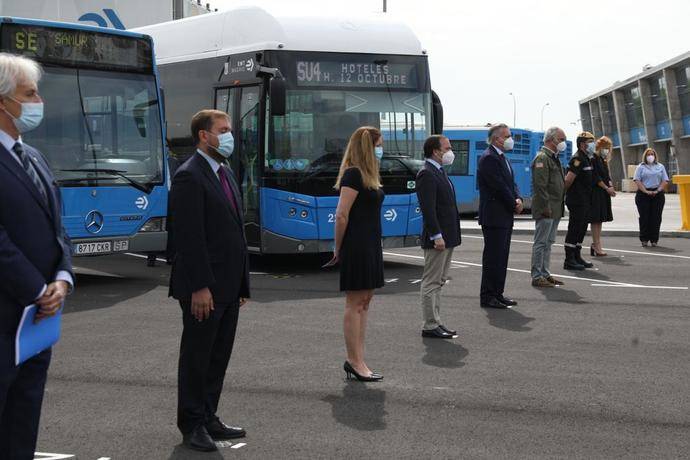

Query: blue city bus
(137, 7), (443, 254)
(443, 127), (572, 213)
(0, 17), (167, 257)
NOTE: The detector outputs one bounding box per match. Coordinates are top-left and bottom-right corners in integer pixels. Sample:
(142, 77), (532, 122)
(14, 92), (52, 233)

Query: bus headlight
(140, 217), (166, 232)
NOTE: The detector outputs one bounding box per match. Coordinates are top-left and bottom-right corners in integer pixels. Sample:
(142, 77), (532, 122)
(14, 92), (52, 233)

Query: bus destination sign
(0, 24), (152, 72)
(296, 61), (417, 89)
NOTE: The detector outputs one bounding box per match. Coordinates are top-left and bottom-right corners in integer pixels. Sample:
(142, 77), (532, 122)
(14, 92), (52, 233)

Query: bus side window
(448, 140), (469, 176)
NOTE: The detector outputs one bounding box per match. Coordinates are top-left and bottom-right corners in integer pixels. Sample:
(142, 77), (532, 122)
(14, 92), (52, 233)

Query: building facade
(579, 51), (690, 189)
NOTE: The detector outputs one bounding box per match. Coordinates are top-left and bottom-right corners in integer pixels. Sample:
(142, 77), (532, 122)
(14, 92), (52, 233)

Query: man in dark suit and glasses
(169, 109), (250, 452)
(416, 135), (462, 338)
(0, 53), (74, 459)
(477, 124), (522, 309)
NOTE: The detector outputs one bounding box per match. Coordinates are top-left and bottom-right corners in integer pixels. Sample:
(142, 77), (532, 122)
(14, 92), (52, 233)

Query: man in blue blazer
(169, 109), (250, 452)
(416, 135), (462, 339)
(477, 124), (522, 309)
(0, 54), (73, 459)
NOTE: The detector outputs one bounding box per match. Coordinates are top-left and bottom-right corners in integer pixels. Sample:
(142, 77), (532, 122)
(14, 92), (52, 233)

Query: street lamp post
(383, 0), (387, 12)
(541, 102), (550, 131)
(508, 92), (516, 127)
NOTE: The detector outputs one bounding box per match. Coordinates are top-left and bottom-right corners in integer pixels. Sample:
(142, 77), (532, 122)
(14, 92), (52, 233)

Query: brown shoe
(531, 277), (555, 287)
(546, 276), (564, 285)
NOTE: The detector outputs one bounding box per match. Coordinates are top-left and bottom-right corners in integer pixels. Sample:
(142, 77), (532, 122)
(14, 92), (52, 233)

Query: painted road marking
(463, 235), (690, 260)
(383, 251), (688, 290)
(385, 278), (399, 283)
(231, 443), (247, 449)
(34, 454), (74, 460)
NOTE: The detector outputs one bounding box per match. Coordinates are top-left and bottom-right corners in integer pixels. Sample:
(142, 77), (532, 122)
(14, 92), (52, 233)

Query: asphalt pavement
(36, 235), (690, 459)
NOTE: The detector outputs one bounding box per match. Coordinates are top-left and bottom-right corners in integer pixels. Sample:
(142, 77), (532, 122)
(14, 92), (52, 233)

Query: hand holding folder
(15, 304), (62, 366)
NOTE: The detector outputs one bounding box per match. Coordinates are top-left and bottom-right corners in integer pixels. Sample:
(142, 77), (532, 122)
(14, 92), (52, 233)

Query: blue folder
(14, 305), (62, 366)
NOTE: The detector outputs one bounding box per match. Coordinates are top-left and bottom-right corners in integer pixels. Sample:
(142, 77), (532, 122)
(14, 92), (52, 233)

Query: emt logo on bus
(78, 9), (126, 30)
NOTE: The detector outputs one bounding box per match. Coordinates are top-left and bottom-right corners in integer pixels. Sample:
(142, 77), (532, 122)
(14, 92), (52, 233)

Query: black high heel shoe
(343, 361), (383, 382)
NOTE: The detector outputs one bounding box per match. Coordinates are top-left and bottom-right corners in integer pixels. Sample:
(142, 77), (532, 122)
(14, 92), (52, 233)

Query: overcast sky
(212, 0), (690, 141)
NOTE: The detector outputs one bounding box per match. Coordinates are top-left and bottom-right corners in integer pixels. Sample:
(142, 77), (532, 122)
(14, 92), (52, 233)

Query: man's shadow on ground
(482, 306), (535, 332)
(422, 337), (468, 368)
(322, 382), (387, 431)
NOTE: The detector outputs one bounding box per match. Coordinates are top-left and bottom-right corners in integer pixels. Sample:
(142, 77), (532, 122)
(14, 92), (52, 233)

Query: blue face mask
(374, 146), (384, 160)
(5, 97), (44, 133)
(208, 131), (235, 158)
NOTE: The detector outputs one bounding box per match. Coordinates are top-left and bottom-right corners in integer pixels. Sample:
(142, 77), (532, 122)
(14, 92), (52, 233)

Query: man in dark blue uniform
(563, 131), (596, 270)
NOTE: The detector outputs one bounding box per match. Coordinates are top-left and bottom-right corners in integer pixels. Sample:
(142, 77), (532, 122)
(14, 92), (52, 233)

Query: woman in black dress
(333, 126), (385, 382)
(589, 136), (616, 256)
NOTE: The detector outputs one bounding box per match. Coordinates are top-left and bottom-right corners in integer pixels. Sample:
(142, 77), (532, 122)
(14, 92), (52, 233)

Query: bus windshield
(23, 67), (164, 187)
(267, 53), (431, 175)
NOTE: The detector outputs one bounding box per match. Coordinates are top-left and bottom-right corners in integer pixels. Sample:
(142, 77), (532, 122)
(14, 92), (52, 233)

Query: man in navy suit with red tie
(169, 110), (250, 452)
(0, 53), (73, 459)
(477, 124), (522, 309)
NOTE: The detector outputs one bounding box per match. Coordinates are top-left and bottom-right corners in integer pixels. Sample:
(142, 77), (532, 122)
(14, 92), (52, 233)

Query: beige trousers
(420, 247), (454, 330)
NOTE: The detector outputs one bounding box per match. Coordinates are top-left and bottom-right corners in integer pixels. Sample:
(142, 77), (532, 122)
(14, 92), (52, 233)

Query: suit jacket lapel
(491, 145), (513, 179)
(427, 162), (455, 200)
(0, 144), (53, 219)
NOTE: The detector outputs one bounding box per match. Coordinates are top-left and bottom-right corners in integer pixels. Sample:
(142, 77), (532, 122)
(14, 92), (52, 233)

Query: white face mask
(586, 142), (596, 155)
(556, 141), (567, 152)
(502, 137), (514, 151)
(442, 149), (455, 166)
(646, 155), (655, 164)
(601, 149), (610, 158)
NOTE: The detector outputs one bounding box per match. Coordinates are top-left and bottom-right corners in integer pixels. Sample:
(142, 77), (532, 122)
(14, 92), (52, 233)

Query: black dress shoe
(206, 417), (246, 440)
(183, 425), (217, 452)
(481, 298), (509, 309)
(422, 326), (456, 338)
(439, 324), (457, 335)
(498, 296), (517, 306)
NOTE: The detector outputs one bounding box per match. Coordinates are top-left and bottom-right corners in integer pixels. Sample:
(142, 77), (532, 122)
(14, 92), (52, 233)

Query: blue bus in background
(443, 127), (572, 213)
(0, 17), (167, 257)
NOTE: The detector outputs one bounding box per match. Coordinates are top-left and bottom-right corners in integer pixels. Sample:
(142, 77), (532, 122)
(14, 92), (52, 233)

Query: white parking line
(123, 252), (269, 274)
(383, 251), (688, 290)
(463, 235), (690, 260)
(34, 454), (74, 460)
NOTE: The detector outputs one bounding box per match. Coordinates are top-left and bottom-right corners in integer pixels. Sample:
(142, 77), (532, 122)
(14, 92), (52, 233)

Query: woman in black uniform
(333, 126), (385, 382)
(589, 136), (616, 256)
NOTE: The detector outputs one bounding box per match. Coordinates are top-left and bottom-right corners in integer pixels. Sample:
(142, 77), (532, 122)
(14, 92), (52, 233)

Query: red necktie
(217, 166), (238, 213)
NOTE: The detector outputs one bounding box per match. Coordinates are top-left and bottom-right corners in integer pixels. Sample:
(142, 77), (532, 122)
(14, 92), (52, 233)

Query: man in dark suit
(169, 109), (250, 452)
(416, 135), (462, 339)
(0, 53), (73, 459)
(477, 124), (522, 309)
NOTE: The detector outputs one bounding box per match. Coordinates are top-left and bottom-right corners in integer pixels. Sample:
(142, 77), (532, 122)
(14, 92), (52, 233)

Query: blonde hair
(335, 126), (382, 190)
(642, 147), (658, 164)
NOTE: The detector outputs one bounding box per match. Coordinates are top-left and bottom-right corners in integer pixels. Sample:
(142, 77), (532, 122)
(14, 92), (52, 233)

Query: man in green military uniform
(531, 127), (567, 287)
(563, 131), (596, 270)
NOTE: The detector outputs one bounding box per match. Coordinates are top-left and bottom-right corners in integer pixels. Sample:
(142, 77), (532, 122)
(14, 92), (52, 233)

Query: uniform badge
(573, 159), (581, 167)
(535, 162), (544, 168)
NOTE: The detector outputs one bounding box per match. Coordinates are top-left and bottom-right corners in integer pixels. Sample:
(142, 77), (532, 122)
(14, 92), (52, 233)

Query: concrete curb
(459, 226), (690, 238)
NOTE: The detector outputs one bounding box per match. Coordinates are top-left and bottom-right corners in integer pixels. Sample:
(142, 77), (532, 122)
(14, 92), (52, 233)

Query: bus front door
(215, 86), (261, 249)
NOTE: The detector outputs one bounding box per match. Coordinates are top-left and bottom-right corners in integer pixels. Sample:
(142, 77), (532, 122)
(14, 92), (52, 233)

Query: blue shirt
(196, 149), (221, 180)
(633, 163), (669, 189)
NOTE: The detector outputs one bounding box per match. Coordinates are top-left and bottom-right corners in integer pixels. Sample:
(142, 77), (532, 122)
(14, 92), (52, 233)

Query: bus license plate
(74, 240), (129, 255)
(75, 242), (112, 255)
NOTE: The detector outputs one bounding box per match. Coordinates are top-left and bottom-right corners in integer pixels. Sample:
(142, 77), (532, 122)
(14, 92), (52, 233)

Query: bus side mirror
(270, 77), (287, 116)
(432, 90), (443, 135)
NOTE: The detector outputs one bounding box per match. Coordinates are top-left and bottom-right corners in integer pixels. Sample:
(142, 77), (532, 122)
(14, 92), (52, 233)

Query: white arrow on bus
(384, 209), (397, 222)
(135, 196), (149, 210)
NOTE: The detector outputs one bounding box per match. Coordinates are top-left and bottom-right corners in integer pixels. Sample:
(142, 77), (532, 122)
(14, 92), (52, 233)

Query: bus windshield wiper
(59, 168), (154, 194)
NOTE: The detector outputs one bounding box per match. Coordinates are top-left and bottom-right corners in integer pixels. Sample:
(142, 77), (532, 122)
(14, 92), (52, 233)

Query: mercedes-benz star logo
(85, 210), (105, 234)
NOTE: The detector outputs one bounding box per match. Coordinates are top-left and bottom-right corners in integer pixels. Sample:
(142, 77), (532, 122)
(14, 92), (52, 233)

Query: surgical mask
(208, 131), (234, 158)
(601, 149), (609, 158)
(587, 142), (596, 154)
(503, 137), (514, 151)
(556, 141), (567, 152)
(646, 155), (655, 164)
(442, 149), (455, 166)
(374, 146), (384, 160)
(4, 97), (44, 133)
